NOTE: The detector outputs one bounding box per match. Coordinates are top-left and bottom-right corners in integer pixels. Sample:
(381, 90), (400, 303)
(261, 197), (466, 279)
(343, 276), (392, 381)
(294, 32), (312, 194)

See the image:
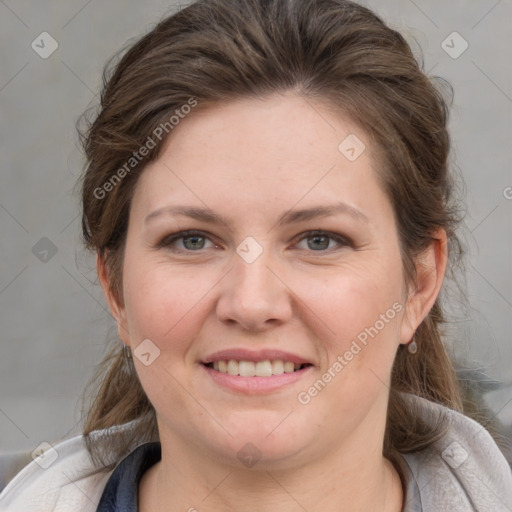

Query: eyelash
(157, 229), (353, 254)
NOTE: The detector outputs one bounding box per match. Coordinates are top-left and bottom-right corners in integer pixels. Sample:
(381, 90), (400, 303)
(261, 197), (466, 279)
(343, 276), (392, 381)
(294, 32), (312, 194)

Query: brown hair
(79, 0), (465, 469)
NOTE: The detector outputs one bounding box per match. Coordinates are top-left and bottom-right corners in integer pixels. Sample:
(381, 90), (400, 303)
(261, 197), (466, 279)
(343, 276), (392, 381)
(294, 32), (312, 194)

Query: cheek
(121, 255), (214, 355)
(295, 253), (405, 387)
(293, 268), (403, 423)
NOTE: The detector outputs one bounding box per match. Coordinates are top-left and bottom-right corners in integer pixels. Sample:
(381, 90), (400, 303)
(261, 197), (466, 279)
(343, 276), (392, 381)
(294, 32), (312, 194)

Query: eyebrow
(144, 202), (369, 227)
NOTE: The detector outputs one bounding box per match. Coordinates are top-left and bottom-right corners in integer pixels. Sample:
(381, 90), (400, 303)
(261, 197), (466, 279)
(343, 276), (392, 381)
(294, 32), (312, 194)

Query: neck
(139, 436), (403, 512)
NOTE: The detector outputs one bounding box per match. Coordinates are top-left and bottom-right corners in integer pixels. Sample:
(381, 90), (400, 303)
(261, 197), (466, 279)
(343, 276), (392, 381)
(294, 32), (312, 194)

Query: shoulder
(399, 393), (512, 512)
(0, 422), (139, 512)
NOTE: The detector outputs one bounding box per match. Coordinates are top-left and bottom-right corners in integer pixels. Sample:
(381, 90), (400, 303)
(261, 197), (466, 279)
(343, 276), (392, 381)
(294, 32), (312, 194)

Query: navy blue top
(96, 442), (161, 512)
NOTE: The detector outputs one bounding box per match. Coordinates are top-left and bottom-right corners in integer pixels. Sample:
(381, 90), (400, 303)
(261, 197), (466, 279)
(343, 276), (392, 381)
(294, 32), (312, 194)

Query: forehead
(159, 93), (369, 173)
(130, 92), (392, 224)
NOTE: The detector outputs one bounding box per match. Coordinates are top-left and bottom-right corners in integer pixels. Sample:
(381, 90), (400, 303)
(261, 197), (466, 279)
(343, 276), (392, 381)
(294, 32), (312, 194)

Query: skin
(98, 92), (447, 512)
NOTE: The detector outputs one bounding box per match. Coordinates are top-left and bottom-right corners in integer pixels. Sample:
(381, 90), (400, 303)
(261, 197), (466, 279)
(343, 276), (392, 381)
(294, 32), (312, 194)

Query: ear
(400, 228), (448, 345)
(97, 252), (130, 347)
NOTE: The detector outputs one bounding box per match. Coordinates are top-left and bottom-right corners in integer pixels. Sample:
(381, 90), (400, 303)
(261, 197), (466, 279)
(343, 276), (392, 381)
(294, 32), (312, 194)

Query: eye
(159, 230), (217, 252)
(157, 229), (351, 254)
(294, 231), (351, 252)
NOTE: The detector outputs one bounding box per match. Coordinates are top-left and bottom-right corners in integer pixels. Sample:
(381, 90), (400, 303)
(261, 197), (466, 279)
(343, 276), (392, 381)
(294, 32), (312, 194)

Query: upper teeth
(212, 360), (301, 377)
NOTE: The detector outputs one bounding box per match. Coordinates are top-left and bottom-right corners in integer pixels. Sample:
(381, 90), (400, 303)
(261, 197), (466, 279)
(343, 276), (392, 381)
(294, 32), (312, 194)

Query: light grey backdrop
(1, 0), (511, 454)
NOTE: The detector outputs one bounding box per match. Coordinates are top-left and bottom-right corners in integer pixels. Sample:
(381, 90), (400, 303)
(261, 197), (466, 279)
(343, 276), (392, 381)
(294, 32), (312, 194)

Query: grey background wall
(1, 0), (511, 455)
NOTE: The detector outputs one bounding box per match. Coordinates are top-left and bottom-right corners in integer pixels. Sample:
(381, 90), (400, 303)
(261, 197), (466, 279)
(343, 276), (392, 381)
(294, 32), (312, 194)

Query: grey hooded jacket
(0, 393), (511, 511)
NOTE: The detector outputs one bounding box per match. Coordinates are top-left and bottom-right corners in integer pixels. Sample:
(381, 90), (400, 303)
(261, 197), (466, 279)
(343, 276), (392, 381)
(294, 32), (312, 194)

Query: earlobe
(400, 229), (448, 344)
(96, 252), (130, 345)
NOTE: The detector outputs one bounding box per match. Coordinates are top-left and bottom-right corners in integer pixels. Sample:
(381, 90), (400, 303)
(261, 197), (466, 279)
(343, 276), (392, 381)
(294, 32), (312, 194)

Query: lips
(206, 359), (309, 377)
(202, 349), (314, 378)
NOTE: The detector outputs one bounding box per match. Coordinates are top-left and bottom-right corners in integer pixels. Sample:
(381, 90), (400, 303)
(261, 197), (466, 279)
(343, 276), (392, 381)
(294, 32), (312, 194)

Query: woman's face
(104, 92), (427, 469)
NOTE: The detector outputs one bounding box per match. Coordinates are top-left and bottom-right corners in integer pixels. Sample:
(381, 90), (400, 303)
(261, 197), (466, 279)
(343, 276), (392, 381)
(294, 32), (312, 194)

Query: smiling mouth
(203, 360), (312, 377)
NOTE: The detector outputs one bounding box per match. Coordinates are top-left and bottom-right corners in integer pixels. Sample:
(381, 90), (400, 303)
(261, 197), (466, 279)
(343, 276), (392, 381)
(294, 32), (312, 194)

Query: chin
(200, 414), (314, 469)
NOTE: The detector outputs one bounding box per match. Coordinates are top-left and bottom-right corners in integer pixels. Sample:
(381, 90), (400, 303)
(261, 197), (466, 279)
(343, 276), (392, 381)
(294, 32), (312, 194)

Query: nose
(215, 250), (293, 332)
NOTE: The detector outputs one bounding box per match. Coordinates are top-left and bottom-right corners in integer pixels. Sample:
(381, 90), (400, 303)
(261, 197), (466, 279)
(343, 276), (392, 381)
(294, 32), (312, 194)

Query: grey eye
(306, 234), (331, 251)
(182, 235), (206, 250)
(294, 231), (350, 252)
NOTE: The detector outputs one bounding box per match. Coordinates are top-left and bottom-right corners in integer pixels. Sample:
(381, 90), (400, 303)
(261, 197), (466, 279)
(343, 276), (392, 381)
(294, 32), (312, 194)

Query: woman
(1, 0), (511, 510)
